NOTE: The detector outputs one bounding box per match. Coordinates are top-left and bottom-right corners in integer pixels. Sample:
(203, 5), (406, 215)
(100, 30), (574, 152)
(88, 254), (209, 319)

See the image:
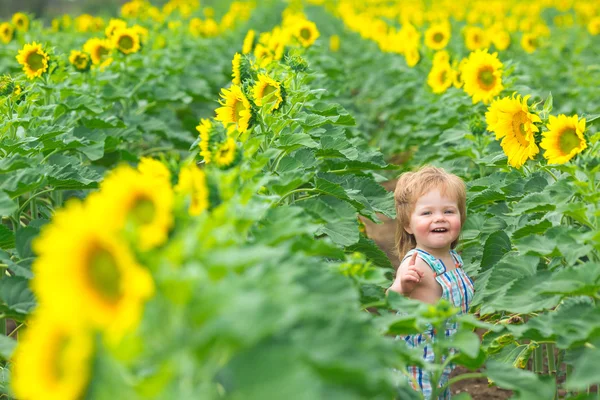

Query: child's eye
(445, 210), (455, 214)
(421, 211), (431, 215)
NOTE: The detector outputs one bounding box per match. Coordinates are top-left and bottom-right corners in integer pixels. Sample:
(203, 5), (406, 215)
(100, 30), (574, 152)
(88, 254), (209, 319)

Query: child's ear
(404, 225), (413, 235)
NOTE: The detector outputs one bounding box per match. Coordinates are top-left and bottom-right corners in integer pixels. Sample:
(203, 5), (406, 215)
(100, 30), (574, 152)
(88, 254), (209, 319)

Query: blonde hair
(393, 165), (467, 263)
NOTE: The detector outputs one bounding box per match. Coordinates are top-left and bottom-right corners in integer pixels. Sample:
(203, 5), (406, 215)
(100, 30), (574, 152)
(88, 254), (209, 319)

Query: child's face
(405, 189), (461, 253)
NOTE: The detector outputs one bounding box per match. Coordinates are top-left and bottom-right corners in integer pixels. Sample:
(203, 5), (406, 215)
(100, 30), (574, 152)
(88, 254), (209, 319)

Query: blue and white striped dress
(400, 248), (475, 400)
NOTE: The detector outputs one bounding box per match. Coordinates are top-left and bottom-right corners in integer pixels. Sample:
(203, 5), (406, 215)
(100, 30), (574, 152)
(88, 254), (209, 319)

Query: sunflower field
(0, 0), (599, 399)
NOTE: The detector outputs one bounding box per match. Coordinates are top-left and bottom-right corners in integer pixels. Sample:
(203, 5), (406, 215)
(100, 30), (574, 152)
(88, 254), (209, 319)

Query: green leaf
(0, 335), (16, 361)
(16, 225), (40, 259)
(511, 219), (552, 239)
(0, 191), (17, 217)
(0, 225), (15, 249)
(346, 236), (395, 270)
(565, 346), (600, 390)
(277, 132), (319, 150)
(508, 192), (556, 215)
(448, 330), (480, 358)
(0, 277), (36, 315)
(468, 189), (505, 208)
(479, 231), (511, 272)
(485, 360), (556, 399)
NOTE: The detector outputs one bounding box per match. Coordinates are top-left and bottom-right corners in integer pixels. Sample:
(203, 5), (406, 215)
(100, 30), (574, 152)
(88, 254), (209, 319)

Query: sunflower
(427, 61), (453, 94)
(112, 27), (141, 55)
(214, 138), (238, 168)
(452, 58), (467, 88)
(491, 29), (511, 51)
(464, 26), (489, 50)
(404, 45), (420, 67)
(425, 23), (451, 50)
(132, 24), (149, 44)
(330, 34), (340, 52)
(232, 53), (242, 85)
(105, 18), (127, 38)
(254, 43), (273, 67)
(293, 20), (320, 48)
(242, 29), (255, 54)
(215, 85), (252, 133)
(485, 94), (541, 168)
(69, 50), (91, 72)
(461, 49), (504, 104)
(11, 314), (94, 400)
(32, 199), (154, 341)
(433, 50), (450, 65)
(253, 74), (283, 112)
(196, 118), (214, 163)
(12, 12), (29, 32)
(83, 38), (113, 65)
(520, 32), (538, 53)
(0, 22), (14, 44)
(175, 163), (209, 216)
(16, 42), (50, 80)
(588, 16), (600, 35)
(99, 164), (174, 250)
(540, 114), (587, 164)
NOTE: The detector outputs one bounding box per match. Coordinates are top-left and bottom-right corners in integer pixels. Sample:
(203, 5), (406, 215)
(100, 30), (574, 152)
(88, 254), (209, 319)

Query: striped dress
(399, 248), (475, 400)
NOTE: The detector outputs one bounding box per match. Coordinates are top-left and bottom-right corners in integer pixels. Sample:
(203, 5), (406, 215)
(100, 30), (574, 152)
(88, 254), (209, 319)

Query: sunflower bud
(285, 53), (308, 72)
(469, 114), (486, 135)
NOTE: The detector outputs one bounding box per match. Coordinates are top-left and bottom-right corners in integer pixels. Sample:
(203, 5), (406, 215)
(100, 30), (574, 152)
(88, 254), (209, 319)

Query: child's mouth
(431, 228), (448, 233)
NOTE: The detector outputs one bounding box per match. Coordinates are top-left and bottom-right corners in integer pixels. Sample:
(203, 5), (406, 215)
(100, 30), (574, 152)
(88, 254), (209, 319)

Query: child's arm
(386, 252), (424, 296)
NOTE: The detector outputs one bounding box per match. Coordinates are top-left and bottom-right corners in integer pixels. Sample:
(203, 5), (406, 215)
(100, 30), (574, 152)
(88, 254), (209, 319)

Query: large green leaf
(485, 360), (556, 399)
(479, 231), (511, 273)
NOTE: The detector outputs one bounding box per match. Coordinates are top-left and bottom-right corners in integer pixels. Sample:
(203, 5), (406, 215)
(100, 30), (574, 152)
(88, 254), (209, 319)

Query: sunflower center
(75, 56), (88, 68)
(130, 197), (156, 225)
(477, 66), (496, 90)
(16, 18), (25, 28)
(511, 111), (531, 145)
(558, 128), (580, 154)
(118, 35), (134, 50)
(472, 33), (480, 44)
(26, 52), (45, 71)
(300, 28), (311, 40)
(88, 245), (122, 303)
(433, 32), (444, 43)
(219, 143), (232, 158)
(234, 98), (247, 122)
(96, 46), (109, 60)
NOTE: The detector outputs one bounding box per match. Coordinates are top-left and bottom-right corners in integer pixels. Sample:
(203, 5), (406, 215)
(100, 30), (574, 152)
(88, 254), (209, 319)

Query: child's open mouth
(431, 228), (448, 233)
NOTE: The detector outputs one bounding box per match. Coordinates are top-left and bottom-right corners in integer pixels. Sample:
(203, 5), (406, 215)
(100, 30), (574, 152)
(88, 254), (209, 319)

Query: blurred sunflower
(83, 38), (113, 65)
(214, 138), (238, 168)
(427, 61), (453, 94)
(132, 24), (149, 44)
(175, 163), (209, 216)
(11, 314), (94, 400)
(242, 29), (255, 54)
(112, 27), (141, 54)
(69, 50), (91, 72)
(464, 26), (489, 50)
(254, 43), (273, 67)
(253, 74), (283, 112)
(425, 23), (450, 50)
(293, 20), (320, 47)
(452, 58), (467, 88)
(16, 42), (50, 80)
(520, 32), (538, 53)
(232, 52), (242, 85)
(461, 49), (504, 104)
(32, 199), (154, 340)
(137, 157), (171, 182)
(12, 12), (29, 32)
(588, 16), (600, 35)
(99, 164), (174, 250)
(490, 28), (511, 51)
(485, 94), (541, 168)
(540, 114), (587, 164)
(0, 22), (14, 44)
(404, 45), (420, 67)
(433, 50), (450, 65)
(196, 118), (214, 163)
(105, 18), (127, 38)
(215, 85), (252, 133)
(330, 34), (340, 52)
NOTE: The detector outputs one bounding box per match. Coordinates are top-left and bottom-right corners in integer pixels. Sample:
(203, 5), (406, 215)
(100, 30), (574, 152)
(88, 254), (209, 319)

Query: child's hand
(400, 252), (424, 295)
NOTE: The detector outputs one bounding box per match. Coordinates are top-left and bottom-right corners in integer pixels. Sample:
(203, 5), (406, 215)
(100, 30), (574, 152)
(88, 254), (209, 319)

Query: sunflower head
(293, 20), (320, 48)
(112, 27), (141, 55)
(491, 29), (511, 51)
(461, 48), (504, 104)
(588, 16), (600, 35)
(213, 138), (241, 169)
(11, 314), (94, 400)
(175, 163), (210, 216)
(253, 74), (284, 112)
(215, 85), (253, 133)
(464, 26), (489, 51)
(425, 23), (451, 50)
(330, 34), (340, 52)
(520, 32), (539, 53)
(69, 50), (91, 72)
(404, 45), (420, 67)
(0, 75), (14, 96)
(83, 38), (113, 65)
(196, 118), (216, 164)
(12, 12), (29, 32)
(16, 42), (50, 80)
(105, 18), (127, 38)
(540, 114), (587, 165)
(427, 61), (453, 94)
(0, 22), (14, 44)
(485, 94), (541, 168)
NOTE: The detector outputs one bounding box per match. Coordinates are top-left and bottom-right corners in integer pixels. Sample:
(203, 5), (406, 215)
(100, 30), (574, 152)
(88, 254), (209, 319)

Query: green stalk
(546, 343), (557, 400)
(30, 197), (37, 220)
(534, 345), (544, 374)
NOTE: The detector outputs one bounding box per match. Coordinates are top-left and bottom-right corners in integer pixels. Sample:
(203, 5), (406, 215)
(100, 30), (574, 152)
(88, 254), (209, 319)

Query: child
(387, 165), (475, 400)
